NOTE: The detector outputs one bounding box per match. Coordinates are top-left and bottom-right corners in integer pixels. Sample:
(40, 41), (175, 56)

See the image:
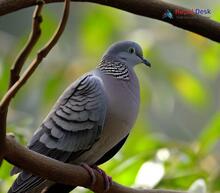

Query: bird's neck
(98, 55), (131, 81)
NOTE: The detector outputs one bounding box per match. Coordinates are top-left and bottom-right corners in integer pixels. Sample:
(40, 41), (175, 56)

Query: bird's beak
(141, 57), (151, 67)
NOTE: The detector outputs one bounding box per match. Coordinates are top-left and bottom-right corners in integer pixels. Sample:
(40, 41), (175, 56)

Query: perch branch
(0, 0), (220, 42)
(5, 135), (188, 193)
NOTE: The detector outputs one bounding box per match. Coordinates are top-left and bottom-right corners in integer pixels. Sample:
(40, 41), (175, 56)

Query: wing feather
(9, 73), (107, 193)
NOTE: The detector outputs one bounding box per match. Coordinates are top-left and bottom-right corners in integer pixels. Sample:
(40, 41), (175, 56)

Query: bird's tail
(9, 171), (76, 193)
(8, 171), (44, 193)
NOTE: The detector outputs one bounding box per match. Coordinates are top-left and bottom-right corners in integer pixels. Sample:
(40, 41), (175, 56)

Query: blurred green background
(0, 0), (220, 192)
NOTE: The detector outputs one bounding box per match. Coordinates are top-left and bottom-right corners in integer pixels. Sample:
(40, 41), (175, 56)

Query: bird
(8, 40), (151, 193)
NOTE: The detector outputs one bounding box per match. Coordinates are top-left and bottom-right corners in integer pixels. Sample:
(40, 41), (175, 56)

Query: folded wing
(9, 73), (107, 193)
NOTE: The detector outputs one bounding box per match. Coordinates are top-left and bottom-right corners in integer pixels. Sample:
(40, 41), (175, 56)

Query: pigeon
(8, 40), (151, 193)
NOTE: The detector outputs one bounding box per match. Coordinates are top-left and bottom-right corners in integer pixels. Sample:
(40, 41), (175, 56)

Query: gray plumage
(8, 41), (150, 193)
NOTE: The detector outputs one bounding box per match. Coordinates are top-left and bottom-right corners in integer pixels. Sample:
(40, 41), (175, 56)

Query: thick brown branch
(5, 135), (187, 193)
(9, 1), (44, 88)
(0, 0), (220, 42)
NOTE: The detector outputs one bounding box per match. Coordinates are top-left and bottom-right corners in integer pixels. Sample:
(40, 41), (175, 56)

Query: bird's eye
(128, 47), (135, 54)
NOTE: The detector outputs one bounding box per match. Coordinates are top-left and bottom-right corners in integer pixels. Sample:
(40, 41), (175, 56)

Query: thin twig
(9, 0), (44, 88)
(0, 2), (44, 162)
(0, 0), (70, 160)
(5, 136), (188, 193)
(38, 0), (70, 58)
(0, 0), (70, 116)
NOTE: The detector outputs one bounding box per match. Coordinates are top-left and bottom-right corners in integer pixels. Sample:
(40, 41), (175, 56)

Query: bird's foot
(80, 163), (97, 186)
(80, 163), (112, 192)
(92, 165), (112, 192)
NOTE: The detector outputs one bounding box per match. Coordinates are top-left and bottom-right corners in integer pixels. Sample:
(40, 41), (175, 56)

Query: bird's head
(102, 41), (151, 68)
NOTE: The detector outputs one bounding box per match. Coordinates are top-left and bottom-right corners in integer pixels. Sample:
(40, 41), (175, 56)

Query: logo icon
(162, 9), (173, 19)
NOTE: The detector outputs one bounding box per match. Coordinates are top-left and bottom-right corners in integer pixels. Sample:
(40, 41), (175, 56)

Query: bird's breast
(95, 71), (140, 157)
(105, 78), (140, 130)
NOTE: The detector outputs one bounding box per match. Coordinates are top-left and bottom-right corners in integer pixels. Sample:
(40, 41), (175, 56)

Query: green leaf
(199, 112), (220, 152)
(199, 44), (220, 78)
(0, 161), (12, 180)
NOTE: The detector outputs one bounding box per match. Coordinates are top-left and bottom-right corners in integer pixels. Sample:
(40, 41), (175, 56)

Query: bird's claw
(80, 163), (97, 186)
(92, 165), (112, 192)
(80, 163), (112, 192)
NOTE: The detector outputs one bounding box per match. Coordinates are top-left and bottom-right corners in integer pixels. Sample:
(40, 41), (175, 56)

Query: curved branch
(0, 0), (70, 111)
(0, 0), (220, 42)
(0, 4), (43, 161)
(0, 2), (44, 162)
(9, 1), (44, 89)
(5, 135), (187, 193)
(0, 0), (69, 162)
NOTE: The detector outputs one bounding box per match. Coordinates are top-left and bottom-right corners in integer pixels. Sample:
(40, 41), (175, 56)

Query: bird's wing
(30, 73), (106, 155)
(9, 73), (107, 193)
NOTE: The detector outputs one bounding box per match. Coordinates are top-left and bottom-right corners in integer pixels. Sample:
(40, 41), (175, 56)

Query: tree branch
(5, 135), (188, 193)
(0, 0), (70, 111)
(0, 0), (220, 42)
(0, 0), (70, 160)
(9, 1), (44, 88)
(0, 1), (44, 162)
(0, 0), (69, 109)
